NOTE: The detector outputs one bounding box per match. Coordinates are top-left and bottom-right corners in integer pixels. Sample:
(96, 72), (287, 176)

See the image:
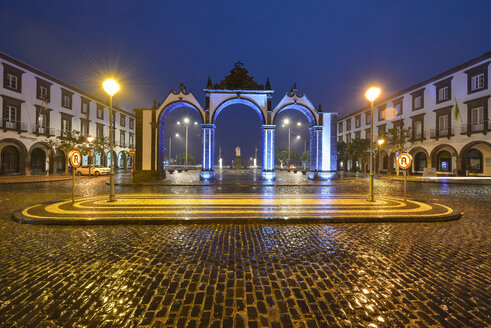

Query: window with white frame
(438, 86), (449, 102)
(414, 121), (422, 140)
(438, 115), (448, 133)
(120, 131), (125, 147)
(63, 95), (70, 108)
(61, 116), (72, 134)
(96, 124), (104, 138)
(471, 107), (484, 131)
(471, 74), (485, 91)
(97, 105), (104, 119)
(129, 118), (134, 130)
(39, 86), (48, 100)
(365, 111), (371, 124)
(129, 133), (134, 147)
(37, 112), (47, 134)
(6, 105), (17, 129)
(414, 96), (422, 109)
(81, 101), (89, 114)
(6, 74), (17, 89)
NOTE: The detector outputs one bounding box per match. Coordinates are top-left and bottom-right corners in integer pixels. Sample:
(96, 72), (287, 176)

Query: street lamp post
(103, 78), (120, 202)
(365, 86), (381, 202)
(87, 135), (95, 177)
(168, 136), (172, 168)
(184, 118), (189, 170)
(283, 119), (291, 170)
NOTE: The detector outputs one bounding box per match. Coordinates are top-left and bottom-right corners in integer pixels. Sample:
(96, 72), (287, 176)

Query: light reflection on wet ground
(0, 171), (489, 327)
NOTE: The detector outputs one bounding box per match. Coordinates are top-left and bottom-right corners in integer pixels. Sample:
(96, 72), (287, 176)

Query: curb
(12, 202), (462, 226)
(0, 178), (72, 185)
(378, 177), (491, 185)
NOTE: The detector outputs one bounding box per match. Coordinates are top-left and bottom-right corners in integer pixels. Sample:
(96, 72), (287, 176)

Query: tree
(346, 138), (371, 173)
(44, 130), (85, 175)
(383, 127), (414, 175)
(300, 151), (310, 171)
(177, 153), (196, 165)
(275, 147), (299, 169)
(337, 141), (349, 170)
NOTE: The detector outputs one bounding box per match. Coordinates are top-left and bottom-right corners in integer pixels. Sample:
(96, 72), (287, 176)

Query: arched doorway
(459, 141), (491, 176)
(1, 146), (19, 175)
(437, 151), (452, 172)
(414, 152), (427, 173)
(0, 139), (28, 175)
(430, 144), (458, 175)
(464, 149), (483, 174)
(118, 152), (126, 170)
(54, 149), (65, 174)
(30, 148), (46, 174)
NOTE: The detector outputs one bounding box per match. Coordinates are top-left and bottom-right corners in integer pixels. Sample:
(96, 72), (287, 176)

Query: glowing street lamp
(377, 139), (385, 146)
(365, 86), (381, 202)
(103, 78), (120, 202)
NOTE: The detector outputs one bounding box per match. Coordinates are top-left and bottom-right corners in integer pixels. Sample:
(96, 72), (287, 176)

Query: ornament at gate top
(206, 61), (271, 91)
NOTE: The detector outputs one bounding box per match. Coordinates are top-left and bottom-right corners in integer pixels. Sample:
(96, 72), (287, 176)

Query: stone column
(200, 124), (216, 180)
(261, 125), (276, 180)
(308, 125), (322, 179)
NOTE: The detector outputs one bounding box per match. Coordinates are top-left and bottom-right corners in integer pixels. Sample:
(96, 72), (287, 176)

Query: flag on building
(454, 99), (460, 121)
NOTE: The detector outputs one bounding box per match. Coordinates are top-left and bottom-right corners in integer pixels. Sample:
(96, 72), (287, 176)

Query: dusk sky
(1, 0), (490, 162)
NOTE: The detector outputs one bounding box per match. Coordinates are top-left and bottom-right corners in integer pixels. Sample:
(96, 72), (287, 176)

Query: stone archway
(0, 138), (28, 175)
(135, 62), (338, 181)
(409, 146), (430, 174)
(459, 141), (491, 176)
(430, 144), (458, 175)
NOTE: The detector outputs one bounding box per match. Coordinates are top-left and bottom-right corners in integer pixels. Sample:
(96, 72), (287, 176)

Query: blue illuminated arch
(157, 101), (205, 124)
(272, 103), (318, 126)
(212, 97), (266, 124)
(157, 101), (205, 173)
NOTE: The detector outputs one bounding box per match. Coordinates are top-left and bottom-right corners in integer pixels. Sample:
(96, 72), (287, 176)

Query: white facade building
(0, 52), (136, 175)
(337, 51), (491, 176)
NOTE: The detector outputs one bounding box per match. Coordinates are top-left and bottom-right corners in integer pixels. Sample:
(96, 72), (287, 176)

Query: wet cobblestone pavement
(0, 172), (489, 327)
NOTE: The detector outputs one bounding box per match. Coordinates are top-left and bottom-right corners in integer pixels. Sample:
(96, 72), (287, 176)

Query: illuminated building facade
(337, 51), (491, 176)
(0, 52), (135, 175)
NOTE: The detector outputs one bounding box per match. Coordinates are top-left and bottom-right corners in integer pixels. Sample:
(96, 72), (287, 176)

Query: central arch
(212, 97), (266, 125)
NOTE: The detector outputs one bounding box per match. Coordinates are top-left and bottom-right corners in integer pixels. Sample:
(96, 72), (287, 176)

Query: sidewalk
(379, 175), (491, 185)
(0, 172), (131, 184)
(0, 174), (72, 184)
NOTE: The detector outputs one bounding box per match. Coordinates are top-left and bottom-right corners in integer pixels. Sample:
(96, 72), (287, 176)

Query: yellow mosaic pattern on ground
(21, 193), (453, 220)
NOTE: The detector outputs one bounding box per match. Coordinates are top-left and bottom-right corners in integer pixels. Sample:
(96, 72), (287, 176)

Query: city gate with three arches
(134, 62), (337, 181)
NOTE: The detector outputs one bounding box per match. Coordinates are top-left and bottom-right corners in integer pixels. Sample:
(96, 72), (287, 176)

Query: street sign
(129, 149), (136, 157)
(69, 151), (82, 168)
(397, 153), (412, 170)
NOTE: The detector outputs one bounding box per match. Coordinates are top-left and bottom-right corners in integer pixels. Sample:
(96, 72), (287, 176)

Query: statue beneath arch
(234, 146), (242, 170)
(133, 62), (337, 181)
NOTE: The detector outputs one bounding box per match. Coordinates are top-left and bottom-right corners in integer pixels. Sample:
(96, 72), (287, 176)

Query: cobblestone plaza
(0, 173), (489, 327)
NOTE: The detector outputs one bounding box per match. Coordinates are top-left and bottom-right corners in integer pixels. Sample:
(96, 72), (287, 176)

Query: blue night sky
(1, 0), (490, 162)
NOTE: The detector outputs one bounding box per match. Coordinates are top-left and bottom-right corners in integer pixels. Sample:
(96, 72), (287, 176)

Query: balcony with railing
(32, 125), (55, 136)
(1, 120), (28, 132)
(460, 120), (489, 135)
(430, 128), (455, 139)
